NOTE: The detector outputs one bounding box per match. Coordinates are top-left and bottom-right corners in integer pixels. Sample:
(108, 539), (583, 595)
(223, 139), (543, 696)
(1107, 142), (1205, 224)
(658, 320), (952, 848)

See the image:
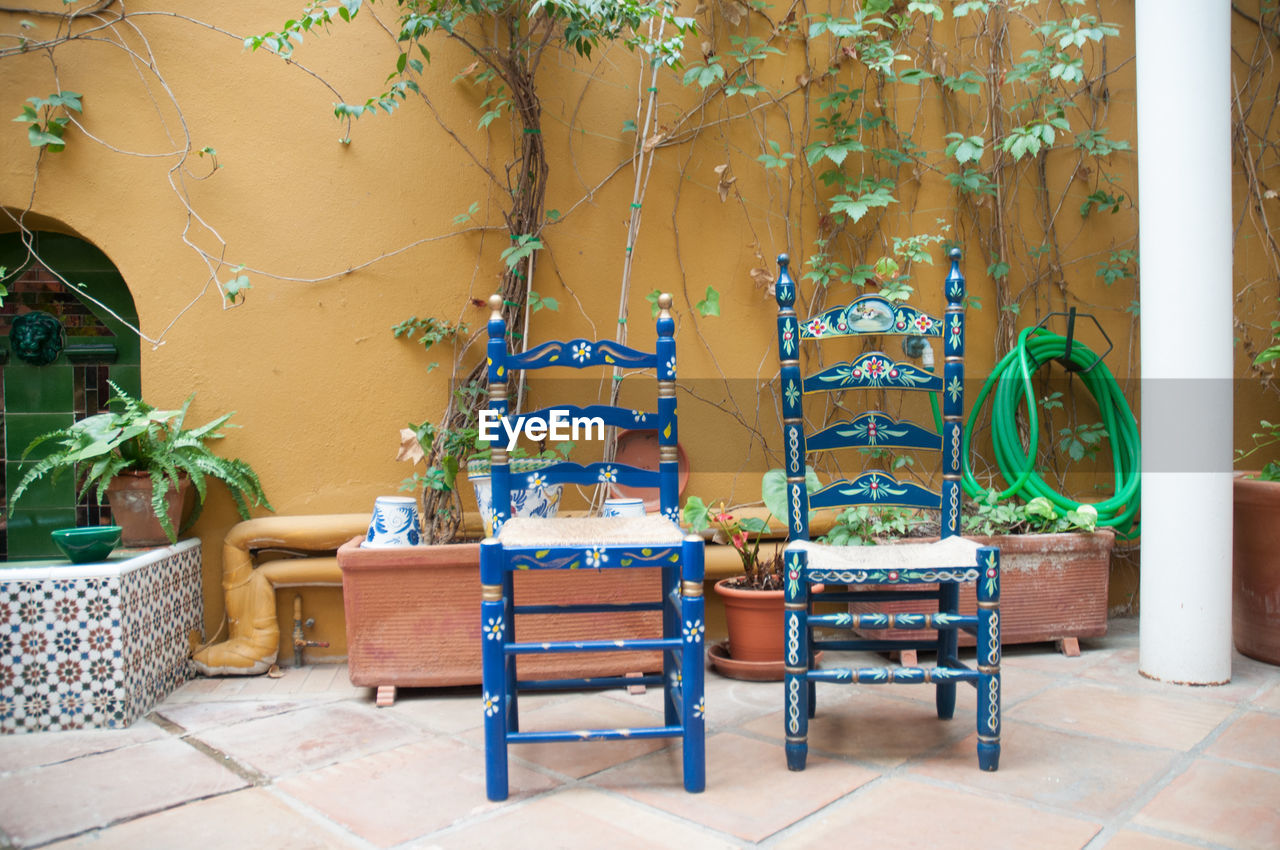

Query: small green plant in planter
(8, 381), (272, 543)
(963, 491), (1099, 536)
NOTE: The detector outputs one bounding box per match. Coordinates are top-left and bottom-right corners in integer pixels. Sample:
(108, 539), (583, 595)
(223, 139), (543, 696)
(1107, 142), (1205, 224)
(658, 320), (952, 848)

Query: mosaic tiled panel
(0, 541), (203, 734)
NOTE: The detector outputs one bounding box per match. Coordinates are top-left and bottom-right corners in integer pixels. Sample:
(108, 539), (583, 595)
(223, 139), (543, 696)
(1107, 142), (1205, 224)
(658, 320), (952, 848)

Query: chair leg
(784, 546), (810, 771)
(502, 570), (519, 732)
(936, 582), (959, 721)
(480, 540), (509, 800)
(663, 565), (680, 728)
(976, 546), (1002, 771)
(680, 536), (706, 793)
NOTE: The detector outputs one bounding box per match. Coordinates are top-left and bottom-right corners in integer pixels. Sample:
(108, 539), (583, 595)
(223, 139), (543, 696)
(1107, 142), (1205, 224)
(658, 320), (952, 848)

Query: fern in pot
(8, 381), (272, 546)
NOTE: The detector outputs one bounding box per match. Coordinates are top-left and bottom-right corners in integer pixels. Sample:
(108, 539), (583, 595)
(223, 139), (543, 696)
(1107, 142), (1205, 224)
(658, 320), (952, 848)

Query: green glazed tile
(4, 413), (73, 460)
(2, 364), (73, 412)
(7, 508), (77, 559)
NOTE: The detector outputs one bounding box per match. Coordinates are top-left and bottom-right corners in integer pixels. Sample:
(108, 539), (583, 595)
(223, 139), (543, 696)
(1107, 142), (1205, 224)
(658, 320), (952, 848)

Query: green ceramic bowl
(51, 526), (123, 564)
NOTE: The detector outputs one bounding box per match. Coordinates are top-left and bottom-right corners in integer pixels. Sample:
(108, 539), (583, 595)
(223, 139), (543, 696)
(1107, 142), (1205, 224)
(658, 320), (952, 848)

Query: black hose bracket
(1031, 307), (1112, 374)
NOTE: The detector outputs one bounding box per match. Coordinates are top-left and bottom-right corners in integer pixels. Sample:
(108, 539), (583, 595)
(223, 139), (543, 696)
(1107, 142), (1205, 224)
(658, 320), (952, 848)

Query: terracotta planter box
(338, 538), (663, 700)
(847, 531), (1114, 649)
(1233, 475), (1280, 665)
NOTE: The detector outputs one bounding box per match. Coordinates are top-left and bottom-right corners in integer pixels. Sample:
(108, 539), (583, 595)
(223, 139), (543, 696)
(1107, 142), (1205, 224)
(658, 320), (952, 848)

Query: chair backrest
(483, 293), (681, 532)
(775, 249), (968, 541)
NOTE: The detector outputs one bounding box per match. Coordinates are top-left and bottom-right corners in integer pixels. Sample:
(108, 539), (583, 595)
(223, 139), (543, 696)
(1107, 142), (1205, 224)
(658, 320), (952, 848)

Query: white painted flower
(585, 547), (608, 567)
(683, 619), (705, 643)
(483, 691), (500, 717)
(663, 505), (680, 523)
(598, 465), (618, 483)
(632, 409), (645, 422)
(485, 616), (504, 640)
(572, 342), (592, 362)
(665, 357), (677, 377)
(528, 472), (547, 491)
(693, 697), (706, 719)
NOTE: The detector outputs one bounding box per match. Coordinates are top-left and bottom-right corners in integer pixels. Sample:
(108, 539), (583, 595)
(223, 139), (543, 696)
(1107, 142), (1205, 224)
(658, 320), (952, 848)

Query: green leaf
(223, 274), (251, 304)
(695, 286), (720, 317)
(645, 289), (662, 318)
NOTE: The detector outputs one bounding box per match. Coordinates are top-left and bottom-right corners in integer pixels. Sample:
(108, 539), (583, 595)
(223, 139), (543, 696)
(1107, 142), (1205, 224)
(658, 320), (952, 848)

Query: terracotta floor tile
(423, 787), (736, 849)
(740, 689), (974, 768)
(593, 732), (878, 843)
(1009, 682), (1234, 750)
(1102, 831), (1204, 850)
(776, 776), (1100, 849)
(463, 693), (672, 778)
(1134, 758), (1280, 849)
(387, 687), (494, 734)
(191, 700), (421, 777)
(0, 739), (247, 848)
(908, 720), (1178, 817)
(0, 719), (166, 773)
(1084, 648), (1274, 705)
(1251, 680), (1280, 712)
(1205, 710), (1280, 769)
(153, 699), (312, 734)
(46, 788), (361, 850)
(277, 738), (557, 847)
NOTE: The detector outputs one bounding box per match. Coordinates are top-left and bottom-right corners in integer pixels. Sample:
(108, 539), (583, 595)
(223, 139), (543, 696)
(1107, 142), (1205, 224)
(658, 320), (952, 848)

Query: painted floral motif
(947, 375), (962, 405)
(571, 341), (592, 362)
(983, 550), (999, 597)
(784, 379), (800, 408)
(598, 465), (618, 483)
(664, 356), (677, 378)
(485, 616), (504, 640)
(683, 619), (705, 643)
(632, 409), (646, 422)
(585, 547), (608, 567)
(948, 313), (962, 350)
(913, 313), (935, 333)
(839, 473), (908, 502)
(805, 317), (827, 336)
(781, 318), (796, 356)
(693, 697), (706, 719)
(484, 691), (500, 717)
(527, 472), (547, 491)
(662, 505), (680, 523)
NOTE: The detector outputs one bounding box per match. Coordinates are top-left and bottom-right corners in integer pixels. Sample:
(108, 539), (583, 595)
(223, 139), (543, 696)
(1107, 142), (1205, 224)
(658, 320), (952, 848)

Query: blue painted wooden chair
(774, 249), (1001, 772)
(480, 293), (706, 801)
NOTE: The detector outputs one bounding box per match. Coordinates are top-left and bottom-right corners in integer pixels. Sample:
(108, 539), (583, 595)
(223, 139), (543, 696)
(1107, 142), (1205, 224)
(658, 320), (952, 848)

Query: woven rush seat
(497, 516), (684, 548)
(790, 536), (981, 573)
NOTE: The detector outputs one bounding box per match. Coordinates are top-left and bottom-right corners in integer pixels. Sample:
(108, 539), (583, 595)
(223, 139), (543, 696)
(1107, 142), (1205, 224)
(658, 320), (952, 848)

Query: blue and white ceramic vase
(467, 458), (564, 537)
(362, 496), (422, 548)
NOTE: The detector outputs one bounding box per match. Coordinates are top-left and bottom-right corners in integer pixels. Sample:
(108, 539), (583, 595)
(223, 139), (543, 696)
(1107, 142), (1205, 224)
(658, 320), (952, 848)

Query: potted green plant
(8, 381), (272, 546)
(835, 493), (1113, 656)
(1233, 323), (1280, 666)
(682, 468), (819, 679)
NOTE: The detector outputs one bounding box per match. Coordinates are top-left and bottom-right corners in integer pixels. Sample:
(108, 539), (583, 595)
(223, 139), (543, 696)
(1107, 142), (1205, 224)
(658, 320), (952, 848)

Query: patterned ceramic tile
(0, 540), (202, 733)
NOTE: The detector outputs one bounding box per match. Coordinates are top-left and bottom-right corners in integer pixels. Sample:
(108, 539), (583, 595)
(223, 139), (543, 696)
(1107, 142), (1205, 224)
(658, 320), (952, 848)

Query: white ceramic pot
(467, 458), (564, 536)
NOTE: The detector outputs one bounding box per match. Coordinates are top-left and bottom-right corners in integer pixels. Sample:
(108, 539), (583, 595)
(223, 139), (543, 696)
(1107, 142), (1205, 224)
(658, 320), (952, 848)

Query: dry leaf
(720, 0), (745, 26)
(750, 267), (773, 288)
(396, 427), (425, 465)
(458, 60), (479, 78)
(796, 72), (811, 88)
(701, 40), (714, 58)
(714, 163), (736, 202)
(643, 130), (668, 153)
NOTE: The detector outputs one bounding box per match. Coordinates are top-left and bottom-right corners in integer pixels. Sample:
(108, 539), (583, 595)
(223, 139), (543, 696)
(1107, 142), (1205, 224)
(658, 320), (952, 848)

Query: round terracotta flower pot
(1233, 475), (1280, 666)
(106, 470), (193, 547)
(715, 578), (785, 663)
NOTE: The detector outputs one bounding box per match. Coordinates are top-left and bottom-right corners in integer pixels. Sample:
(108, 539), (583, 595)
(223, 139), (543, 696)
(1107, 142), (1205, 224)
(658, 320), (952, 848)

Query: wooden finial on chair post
(657, 292), (673, 320)
(488, 294), (504, 319)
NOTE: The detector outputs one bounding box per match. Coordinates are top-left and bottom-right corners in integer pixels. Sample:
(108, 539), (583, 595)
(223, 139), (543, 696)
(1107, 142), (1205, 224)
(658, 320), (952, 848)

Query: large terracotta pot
(338, 538), (663, 702)
(105, 471), (193, 547)
(715, 578), (784, 663)
(1233, 475), (1280, 665)
(850, 531), (1114, 648)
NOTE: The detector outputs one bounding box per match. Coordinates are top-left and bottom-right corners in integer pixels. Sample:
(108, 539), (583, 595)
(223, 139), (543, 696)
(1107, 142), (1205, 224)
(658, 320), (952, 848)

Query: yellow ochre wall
(0, 1), (1275, 655)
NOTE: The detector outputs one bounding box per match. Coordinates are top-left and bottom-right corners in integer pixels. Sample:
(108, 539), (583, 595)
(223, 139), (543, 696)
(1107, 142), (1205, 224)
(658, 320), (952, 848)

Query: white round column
(1136, 1), (1233, 683)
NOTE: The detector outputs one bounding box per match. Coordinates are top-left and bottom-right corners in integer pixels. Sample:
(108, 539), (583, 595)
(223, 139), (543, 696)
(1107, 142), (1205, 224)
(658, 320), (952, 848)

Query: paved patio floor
(1, 618), (1278, 849)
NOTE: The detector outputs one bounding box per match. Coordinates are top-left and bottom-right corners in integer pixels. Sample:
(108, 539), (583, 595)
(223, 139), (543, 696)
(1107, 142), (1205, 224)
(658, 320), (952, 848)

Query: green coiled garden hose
(932, 327), (1141, 538)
